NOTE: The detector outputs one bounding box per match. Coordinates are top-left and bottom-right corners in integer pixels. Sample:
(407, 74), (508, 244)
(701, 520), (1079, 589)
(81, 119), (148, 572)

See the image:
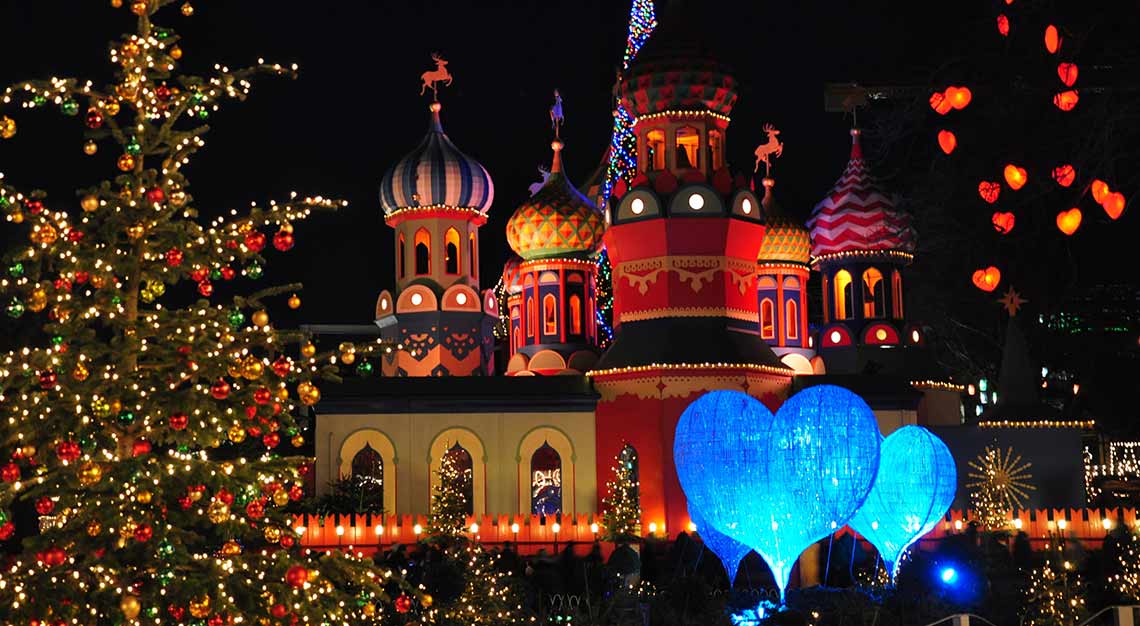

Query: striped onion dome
(379, 102), (494, 216)
(501, 254), (524, 295)
(506, 140), (604, 261)
(757, 178), (811, 266)
(807, 129), (917, 258)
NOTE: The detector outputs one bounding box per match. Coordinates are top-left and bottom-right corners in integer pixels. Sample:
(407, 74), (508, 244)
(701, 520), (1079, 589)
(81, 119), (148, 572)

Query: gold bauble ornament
(27, 288), (47, 313)
(188, 489), (204, 503)
(362, 603), (376, 617)
(287, 294), (301, 309)
(130, 1), (148, 16)
(121, 41), (141, 58)
(188, 596), (211, 619)
(118, 187), (133, 201)
(242, 355), (264, 380)
(127, 224), (146, 240)
(119, 520), (138, 539)
(275, 387), (289, 402)
(81, 194), (100, 212)
(10, 211), (23, 224)
(228, 424), (247, 443)
(338, 342), (356, 355)
(272, 489), (289, 507)
(87, 520), (103, 536)
(83, 140), (98, 155)
(170, 190), (187, 208)
(117, 154), (136, 172)
(111, 0), (123, 7)
(78, 462), (103, 486)
(221, 540), (242, 556)
(109, 399), (122, 414)
(120, 594), (142, 620)
(307, 569), (319, 582)
(297, 381), (320, 406)
(206, 500), (230, 524)
(251, 310), (269, 328)
(421, 594), (433, 607)
(181, 2), (194, 16)
(290, 435), (304, 448)
(263, 526), (281, 543)
(300, 342), (316, 358)
(73, 363), (90, 381)
(102, 99), (121, 116)
(31, 224), (57, 245)
(227, 360), (244, 379)
(340, 351), (356, 365)
(0, 116), (17, 139)
(136, 490), (152, 504)
(170, 45), (183, 60)
(221, 462), (234, 475)
(19, 445), (35, 458)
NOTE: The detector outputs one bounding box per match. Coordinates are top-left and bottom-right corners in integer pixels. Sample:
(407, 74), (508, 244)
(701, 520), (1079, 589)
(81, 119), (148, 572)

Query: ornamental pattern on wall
(617, 256), (756, 295)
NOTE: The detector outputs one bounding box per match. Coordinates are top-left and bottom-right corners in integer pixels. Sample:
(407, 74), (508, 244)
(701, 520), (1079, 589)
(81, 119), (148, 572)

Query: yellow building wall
(316, 411), (597, 517)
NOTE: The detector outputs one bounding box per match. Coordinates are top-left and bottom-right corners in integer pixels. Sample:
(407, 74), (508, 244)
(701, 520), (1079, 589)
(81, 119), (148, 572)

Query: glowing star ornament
(972, 266), (1001, 292)
(848, 426), (956, 580)
(998, 287), (1028, 316)
(1056, 208), (1082, 235)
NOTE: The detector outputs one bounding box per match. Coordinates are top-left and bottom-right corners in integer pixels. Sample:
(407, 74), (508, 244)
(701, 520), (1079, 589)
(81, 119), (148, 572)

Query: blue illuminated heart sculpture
(848, 425), (957, 580)
(674, 390), (774, 562)
(752, 384), (881, 599)
(689, 506), (752, 586)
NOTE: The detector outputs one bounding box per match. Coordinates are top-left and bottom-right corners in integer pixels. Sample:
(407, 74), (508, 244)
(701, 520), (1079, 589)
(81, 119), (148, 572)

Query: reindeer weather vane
(550, 89), (565, 139)
(753, 123), (784, 176)
(419, 52), (453, 100)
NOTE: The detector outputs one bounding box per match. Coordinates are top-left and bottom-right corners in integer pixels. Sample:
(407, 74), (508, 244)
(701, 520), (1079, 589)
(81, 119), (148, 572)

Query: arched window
(530, 442), (562, 516)
(512, 325), (521, 352)
(414, 228), (431, 275)
(397, 233), (406, 279)
(527, 297), (536, 338)
(444, 228), (460, 275)
(786, 299), (799, 340)
(469, 232), (477, 277)
(892, 270), (904, 319)
(617, 443), (640, 512)
(350, 443), (384, 512)
(862, 267), (885, 318)
(646, 129), (666, 171)
(834, 270), (853, 320)
(543, 293), (557, 336)
(442, 443), (474, 516)
(675, 126), (699, 169)
(709, 129), (724, 171)
(760, 298), (775, 339)
(569, 294), (582, 335)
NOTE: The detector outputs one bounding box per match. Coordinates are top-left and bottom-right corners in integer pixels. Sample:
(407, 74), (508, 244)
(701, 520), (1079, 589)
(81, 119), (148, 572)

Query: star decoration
(997, 287), (1028, 316)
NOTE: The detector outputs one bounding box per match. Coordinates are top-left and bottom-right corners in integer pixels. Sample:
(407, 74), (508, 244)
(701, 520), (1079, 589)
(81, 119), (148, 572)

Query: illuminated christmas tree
(0, 2), (412, 624)
(1108, 528), (1140, 602)
(967, 445), (1035, 530)
(602, 445), (641, 542)
(1022, 536), (1087, 626)
(426, 541), (533, 626)
(426, 447), (472, 539)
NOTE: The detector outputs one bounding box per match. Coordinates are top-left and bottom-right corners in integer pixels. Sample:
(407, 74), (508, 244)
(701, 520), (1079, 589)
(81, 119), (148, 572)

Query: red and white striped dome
(807, 129), (916, 259)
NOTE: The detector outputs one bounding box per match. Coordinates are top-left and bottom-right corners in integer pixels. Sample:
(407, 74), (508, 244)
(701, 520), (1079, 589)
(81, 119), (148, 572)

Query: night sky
(0, 0), (986, 326)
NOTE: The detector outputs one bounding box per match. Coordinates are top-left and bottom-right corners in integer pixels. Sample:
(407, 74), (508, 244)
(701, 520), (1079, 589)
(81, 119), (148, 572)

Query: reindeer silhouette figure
(550, 89), (564, 136)
(753, 124), (784, 174)
(420, 53), (453, 96)
(528, 165), (551, 197)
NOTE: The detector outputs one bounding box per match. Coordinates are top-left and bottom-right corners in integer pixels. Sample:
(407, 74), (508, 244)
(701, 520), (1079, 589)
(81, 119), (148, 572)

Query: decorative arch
(337, 428), (398, 514)
(397, 232), (406, 279)
(569, 294), (583, 335)
(469, 231), (477, 278)
(675, 125), (699, 169)
(760, 298), (775, 340)
(444, 227), (461, 275)
(396, 284), (438, 313)
(834, 269), (853, 320)
(530, 443), (562, 515)
(428, 427), (487, 517)
(414, 228), (431, 275)
(441, 284), (480, 311)
(892, 269), (904, 319)
(515, 426), (577, 516)
(785, 298), (799, 340)
(542, 293), (558, 335)
(862, 267), (885, 318)
(375, 290), (394, 319)
(780, 352), (814, 375)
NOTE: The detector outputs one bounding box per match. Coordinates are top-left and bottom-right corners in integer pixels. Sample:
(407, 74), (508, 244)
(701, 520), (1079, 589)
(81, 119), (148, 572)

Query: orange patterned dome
(757, 178), (811, 266)
(506, 142), (605, 261)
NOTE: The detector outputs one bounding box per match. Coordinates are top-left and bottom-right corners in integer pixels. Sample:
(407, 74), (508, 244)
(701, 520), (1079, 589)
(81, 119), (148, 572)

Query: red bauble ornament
(165, 248), (184, 268)
(168, 605), (186, 621)
(5, 462), (24, 482)
(244, 232), (266, 253)
(246, 499), (265, 519)
(134, 524), (153, 542)
(56, 440), (81, 462)
(0, 521), (15, 540)
(271, 356), (292, 377)
(198, 280), (213, 297)
(54, 278), (72, 292)
(86, 108), (104, 129)
(35, 497), (55, 515)
(253, 388), (272, 405)
(263, 433), (280, 449)
(169, 413), (189, 430)
(279, 533), (294, 548)
(146, 187), (166, 204)
(394, 595), (412, 613)
(285, 565), (309, 589)
(207, 615), (225, 626)
(245, 405), (259, 420)
(190, 267), (209, 282)
(178, 496), (192, 510)
(66, 229), (85, 243)
(43, 546), (67, 567)
(210, 379), (231, 400)
(132, 439), (152, 456)
(219, 266), (236, 281)
(74, 271), (90, 284)
(273, 230), (294, 252)
(271, 604), (288, 619)
(25, 200), (44, 215)
(289, 484), (304, 501)
(247, 426), (263, 438)
(216, 488), (235, 505)
(155, 84), (172, 101)
(39, 371), (58, 390)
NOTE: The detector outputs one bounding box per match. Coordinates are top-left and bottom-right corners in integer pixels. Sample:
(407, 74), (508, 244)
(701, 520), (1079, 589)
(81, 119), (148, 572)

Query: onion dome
(619, 2), (738, 118)
(379, 102), (494, 216)
(757, 178), (811, 266)
(506, 140), (605, 261)
(500, 254), (524, 294)
(807, 129), (917, 259)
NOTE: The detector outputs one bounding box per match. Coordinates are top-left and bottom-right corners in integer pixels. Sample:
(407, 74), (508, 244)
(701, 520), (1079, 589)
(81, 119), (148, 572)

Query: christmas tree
(601, 445), (641, 542)
(0, 2), (412, 624)
(1108, 527), (1140, 602)
(426, 446), (473, 539)
(1022, 552), (1087, 626)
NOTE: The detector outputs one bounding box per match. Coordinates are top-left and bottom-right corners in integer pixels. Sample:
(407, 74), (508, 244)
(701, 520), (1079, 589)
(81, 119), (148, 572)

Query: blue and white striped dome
(379, 103), (494, 216)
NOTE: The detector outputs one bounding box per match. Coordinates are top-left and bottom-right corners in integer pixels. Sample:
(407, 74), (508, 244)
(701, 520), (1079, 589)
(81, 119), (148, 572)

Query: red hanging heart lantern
(1056, 208), (1082, 235)
(1103, 192), (1126, 220)
(1053, 90), (1079, 111)
(1045, 25), (1061, 54)
(996, 14), (1010, 36)
(972, 267), (1001, 292)
(978, 181), (1001, 204)
(1003, 164), (1028, 190)
(991, 212), (1015, 234)
(937, 130), (957, 155)
(1051, 165), (1075, 187)
(1057, 63), (1078, 87)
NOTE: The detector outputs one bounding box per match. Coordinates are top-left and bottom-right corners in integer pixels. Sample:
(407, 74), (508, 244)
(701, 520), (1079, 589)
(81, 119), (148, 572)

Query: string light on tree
(601, 444), (641, 541)
(966, 446), (1036, 529)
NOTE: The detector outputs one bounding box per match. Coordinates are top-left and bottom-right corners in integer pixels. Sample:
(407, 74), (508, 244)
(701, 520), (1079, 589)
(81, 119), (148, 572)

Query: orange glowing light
(1045, 25), (1061, 54)
(938, 130), (957, 154)
(1051, 164), (1075, 188)
(1053, 90), (1079, 111)
(1004, 164), (1028, 190)
(972, 267), (1002, 292)
(991, 211), (1015, 234)
(929, 91), (952, 115)
(1091, 179), (1110, 204)
(1057, 63), (1078, 87)
(946, 86), (973, 110)
(1103, 192), (1126, 220)
(1056, 208), (1082, 235)
(996, 14), (1010, 36)
(978, 181), (1001, 204)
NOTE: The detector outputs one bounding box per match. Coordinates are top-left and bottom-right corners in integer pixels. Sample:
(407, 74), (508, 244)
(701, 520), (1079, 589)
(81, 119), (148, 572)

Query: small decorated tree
(602, 444), (641, 542)
(1108, 528), (1140, 602)
(967, 445), (1035, 530)
(426, 447), (472, 539)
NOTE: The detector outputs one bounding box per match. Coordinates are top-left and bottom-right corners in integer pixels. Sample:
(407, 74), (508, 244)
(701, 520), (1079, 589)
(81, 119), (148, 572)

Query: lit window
(911, 329), (921, 343)
(543, 293), (557, 335)
(862, 268), (885, 318)
(414, 228), (431, 275)
(676, 126), (699, 169)
(569, 294), (582, 335)
(397, 232), (406, 279)
(631, 198), (645, 215)
(351, 444), (383, 512)
(469, 232), (477, 277)
(444, 228), (460, 275)
(410, 293), (423, 306)
(834, 270), (853, 320)
(892, 270), (904, 318)
(830, 330), (842, 344)
(530, 442), (562, 516)
(786, 299), (799, 340)
(646, 130), (666, 171)
(456, 292), (467, 305)
(741, 198), (752, 214)
(688, 193), (705, 210)
(760, 298), (775, 340)
(709, 129), (724, 171)
(875, 328), (888, 341)
(441, 443), (474, 516)
(512, 326), (520, 352)
(527, 297), (536, 338)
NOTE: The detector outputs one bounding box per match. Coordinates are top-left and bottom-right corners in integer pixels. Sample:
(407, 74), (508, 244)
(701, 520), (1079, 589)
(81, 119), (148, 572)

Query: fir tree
(427, 541), (533, 626)
(0, 2), (412, 624)
(426, 447), (472, 539)
(1022, 535), (1088, 626)
(602, 445), (641, 542)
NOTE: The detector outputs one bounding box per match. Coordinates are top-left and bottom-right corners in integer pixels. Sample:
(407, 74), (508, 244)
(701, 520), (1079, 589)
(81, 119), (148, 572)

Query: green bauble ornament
(227, 310), (245, 328)
(285, 427), (298, 437)
(51, 335), (63, 346)
(146, 606), (159, 618)
(0, 510), (8, 523)
(32, 95), (47, 106)
(245, 263), (263, 279)
(111, 296), (122, 305)
(0, 197), (9, 209)
(6, 299), (24, 319)
(176, 444), (189, 453)
(61, 100), (79, 116)
(126, 137), (142, 156)
(209, 268), (222, 281)
(197, 109), (209, 120)
(154, 27), (172, 39)
(157, 540), (174, 557)
(191, 93), (204, 104)
(117, 410), (135, 425)
(8, 262), (24, 278)
(356, 360), (374, 376)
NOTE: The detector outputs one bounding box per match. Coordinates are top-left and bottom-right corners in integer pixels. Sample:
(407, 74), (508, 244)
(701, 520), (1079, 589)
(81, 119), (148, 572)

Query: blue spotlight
(940, 567), (959, 585)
